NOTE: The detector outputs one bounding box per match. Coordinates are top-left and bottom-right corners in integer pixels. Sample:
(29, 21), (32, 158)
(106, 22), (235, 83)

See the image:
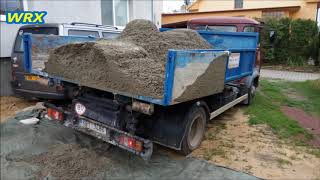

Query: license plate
(79, 119), (107, 135)
(25, 75), (40, 81)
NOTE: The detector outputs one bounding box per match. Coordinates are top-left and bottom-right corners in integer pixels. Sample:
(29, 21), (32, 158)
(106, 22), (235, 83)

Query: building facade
(162, 0), (320, 25)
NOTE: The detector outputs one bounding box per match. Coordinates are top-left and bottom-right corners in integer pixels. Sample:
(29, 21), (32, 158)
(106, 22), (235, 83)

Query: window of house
(0, 0), (27, 21)
(68, 30), (100, 38)
(262, 11), (285, 19)
(101, 0), (129, 27)
(234, 0), (243, 9)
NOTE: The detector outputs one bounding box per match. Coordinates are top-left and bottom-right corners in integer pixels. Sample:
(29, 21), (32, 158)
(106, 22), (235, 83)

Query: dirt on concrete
(0, 96), (35, 122)
(1, 110), (258, 180)
(45, 19), (212, 98)
(27, 144), (113, 179)
(192, 107), (320, 179)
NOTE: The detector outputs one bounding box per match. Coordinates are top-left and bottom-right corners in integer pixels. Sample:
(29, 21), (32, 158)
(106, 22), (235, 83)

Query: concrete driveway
(260, 69), (320, 81)
(1, 110), (259, 180)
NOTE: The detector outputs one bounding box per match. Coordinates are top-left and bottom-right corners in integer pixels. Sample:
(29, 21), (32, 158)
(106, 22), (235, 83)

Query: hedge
(261, 18), (319, 66)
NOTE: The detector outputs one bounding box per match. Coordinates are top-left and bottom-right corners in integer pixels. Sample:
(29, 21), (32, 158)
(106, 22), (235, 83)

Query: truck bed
(23, 30), (258, 106)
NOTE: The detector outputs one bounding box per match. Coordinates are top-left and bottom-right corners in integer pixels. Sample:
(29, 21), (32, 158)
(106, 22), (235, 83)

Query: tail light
(119, 135), (143, 152)
(47, 108), (63, 121)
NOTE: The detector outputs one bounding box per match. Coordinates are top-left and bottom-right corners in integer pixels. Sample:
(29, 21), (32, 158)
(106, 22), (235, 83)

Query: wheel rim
(251, 85), (256, 97)
(188, 114), (204, 148)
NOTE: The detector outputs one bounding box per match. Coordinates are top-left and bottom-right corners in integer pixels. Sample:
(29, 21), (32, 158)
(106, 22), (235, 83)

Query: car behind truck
(22, 27), (259, 160)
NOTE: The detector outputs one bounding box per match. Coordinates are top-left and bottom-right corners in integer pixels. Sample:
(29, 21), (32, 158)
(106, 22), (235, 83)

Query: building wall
(130, 0), (162, 27)
(198, 0), (233, 11)
(162, 10), (262, 24)
(28, 0), (102, 24)
(192, 0), (319, 20)
(0, 23), (21, 58)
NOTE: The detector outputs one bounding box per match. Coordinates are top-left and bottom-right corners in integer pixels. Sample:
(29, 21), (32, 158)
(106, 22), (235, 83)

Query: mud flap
(142, 104), (191, 150)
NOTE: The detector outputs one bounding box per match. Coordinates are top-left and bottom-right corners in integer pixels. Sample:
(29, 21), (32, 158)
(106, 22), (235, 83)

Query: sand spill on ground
(0, 96), (35, 122)
(192, 107), (320, 179)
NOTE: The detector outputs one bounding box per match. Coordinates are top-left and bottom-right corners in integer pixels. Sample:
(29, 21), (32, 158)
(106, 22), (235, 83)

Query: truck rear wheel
(180, 105), (207, 155)
(243, 83), (256, 105)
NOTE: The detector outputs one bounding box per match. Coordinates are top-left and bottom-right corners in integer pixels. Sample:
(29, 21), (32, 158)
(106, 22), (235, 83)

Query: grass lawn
(246, 79), (320, 144)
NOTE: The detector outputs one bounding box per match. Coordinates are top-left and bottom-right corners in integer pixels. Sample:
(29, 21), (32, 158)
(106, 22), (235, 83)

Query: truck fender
(195, 101), (210, 122)
(246, 68), (260, 88)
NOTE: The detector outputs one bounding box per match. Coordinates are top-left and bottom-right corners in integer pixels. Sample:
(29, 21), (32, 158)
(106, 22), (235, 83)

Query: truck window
(243, 26), (256, 32)
(102, 32), (119, 39)
(68, 30), (100, 38)
(14, 27), (59, 52)
(194, 25), (237, 32)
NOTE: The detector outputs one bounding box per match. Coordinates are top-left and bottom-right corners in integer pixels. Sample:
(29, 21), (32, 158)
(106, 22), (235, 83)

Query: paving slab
(260, 69), (320, 81)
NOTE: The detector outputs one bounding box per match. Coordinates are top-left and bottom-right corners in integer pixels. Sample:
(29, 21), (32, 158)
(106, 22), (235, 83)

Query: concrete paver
(260, 69), (320, 81)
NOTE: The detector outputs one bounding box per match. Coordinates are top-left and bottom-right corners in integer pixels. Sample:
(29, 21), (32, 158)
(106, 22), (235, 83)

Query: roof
(189, 17), (260, 25)
(162, 16), (260, 28)
(162, 6), (301, 16)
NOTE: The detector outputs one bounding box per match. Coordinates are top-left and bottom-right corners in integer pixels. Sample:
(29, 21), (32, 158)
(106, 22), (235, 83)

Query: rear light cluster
(47, 108), (64, 121)
(119, 135), (143, 153)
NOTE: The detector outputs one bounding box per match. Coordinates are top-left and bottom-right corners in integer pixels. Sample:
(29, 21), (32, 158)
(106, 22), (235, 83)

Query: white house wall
(129, 0), (162, 27)
(0, 23), (21, 58)
(27, 0), (102, 24)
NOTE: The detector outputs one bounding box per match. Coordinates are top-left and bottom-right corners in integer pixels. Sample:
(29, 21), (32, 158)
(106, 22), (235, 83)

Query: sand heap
(45, 19), (212, 98)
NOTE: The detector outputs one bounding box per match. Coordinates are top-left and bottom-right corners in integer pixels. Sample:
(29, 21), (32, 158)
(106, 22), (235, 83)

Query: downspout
(316, 3), (319, 24)
(151, 0), (154, 23)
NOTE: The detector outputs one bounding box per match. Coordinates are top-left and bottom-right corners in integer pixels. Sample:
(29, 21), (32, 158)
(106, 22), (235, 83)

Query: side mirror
(269, 30), (276, 43)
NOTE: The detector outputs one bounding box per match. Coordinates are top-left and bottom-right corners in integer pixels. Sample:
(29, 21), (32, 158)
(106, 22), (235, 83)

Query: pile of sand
(29, 144), (113, 179)
(45, 19), (212, 98)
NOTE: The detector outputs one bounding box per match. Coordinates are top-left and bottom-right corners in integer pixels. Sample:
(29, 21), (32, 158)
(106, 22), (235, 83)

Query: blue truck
(23, 29), (259, 160)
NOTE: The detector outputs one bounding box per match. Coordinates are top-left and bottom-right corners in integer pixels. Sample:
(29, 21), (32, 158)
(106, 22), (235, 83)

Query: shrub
(261, 18), (319, 66)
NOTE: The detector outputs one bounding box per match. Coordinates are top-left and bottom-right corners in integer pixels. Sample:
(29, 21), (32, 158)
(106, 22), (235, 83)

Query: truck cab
(187, 16), (260, 33)
(11, 23), (121, 100)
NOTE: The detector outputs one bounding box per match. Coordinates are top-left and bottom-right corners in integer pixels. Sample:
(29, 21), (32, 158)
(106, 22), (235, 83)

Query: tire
(180, 105), (207, 155)
(243, 83), (256, 106)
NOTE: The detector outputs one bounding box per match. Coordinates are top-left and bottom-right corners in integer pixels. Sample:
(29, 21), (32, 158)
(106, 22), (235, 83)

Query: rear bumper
(12, 88), (65, 100)
(69, 117), (153, 160)
(45, 102), (153, 160)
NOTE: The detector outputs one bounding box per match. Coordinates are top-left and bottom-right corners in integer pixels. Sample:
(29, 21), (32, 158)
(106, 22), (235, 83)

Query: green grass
(289, 80), (320, 116)
(245, 79), (320, 143)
